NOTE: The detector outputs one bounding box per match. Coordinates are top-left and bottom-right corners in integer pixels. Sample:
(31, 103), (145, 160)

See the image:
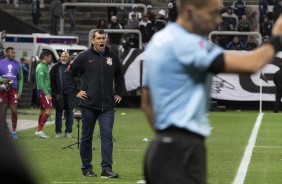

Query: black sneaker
(82, 170), (97, 177)
(101, 169), (119, 178)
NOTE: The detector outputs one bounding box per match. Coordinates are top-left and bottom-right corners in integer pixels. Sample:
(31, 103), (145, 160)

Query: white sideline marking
(233, 113), (264, 184)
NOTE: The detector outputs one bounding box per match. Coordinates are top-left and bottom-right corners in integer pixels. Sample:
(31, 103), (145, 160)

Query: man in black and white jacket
(66, 29), (125, 178)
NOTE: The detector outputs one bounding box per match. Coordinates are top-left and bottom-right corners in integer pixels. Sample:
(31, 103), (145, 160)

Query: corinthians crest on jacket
(106, 57), (112, 65)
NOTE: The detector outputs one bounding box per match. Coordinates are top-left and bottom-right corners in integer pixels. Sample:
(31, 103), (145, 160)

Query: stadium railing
(208, 31), (262, 46)
(60, 3), (147, 34)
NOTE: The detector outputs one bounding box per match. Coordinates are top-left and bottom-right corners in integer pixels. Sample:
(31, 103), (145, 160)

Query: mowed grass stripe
(15, 108), (151, 184)
(53, 182), (133, 184)
(244, 112), (282, 184)
(208, 111), (258, 184)
(13, 109), (266, 184)
(255, 145), (282, 149)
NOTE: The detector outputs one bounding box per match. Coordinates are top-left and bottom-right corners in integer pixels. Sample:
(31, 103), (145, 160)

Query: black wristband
(268, 36), (282, 53)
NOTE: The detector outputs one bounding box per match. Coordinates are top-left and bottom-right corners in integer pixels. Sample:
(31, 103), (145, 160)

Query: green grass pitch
(9, 108), (282, 184)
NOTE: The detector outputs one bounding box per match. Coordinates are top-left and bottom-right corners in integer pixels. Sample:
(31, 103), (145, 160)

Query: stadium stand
(0, 0), (168, 46)
(0, 0), (275, 109)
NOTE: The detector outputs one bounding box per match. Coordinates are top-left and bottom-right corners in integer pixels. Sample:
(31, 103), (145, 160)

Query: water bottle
(0, 84), (6, 92)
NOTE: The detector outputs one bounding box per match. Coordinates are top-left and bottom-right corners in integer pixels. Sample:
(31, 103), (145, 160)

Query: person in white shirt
(128, 5), (142, 21)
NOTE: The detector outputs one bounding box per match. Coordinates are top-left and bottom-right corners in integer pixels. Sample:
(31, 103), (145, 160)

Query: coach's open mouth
(99, 43), (105, 47)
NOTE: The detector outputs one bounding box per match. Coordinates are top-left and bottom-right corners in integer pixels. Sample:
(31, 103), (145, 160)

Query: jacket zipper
(101, 55), (104, 112)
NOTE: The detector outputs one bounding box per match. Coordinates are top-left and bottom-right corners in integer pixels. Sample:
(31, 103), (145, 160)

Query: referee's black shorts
(144, 127), (206, 184)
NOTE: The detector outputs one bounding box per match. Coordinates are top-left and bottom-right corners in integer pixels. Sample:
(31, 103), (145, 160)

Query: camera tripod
(62, 112), (81, 149)
(61, 111), (113, 150)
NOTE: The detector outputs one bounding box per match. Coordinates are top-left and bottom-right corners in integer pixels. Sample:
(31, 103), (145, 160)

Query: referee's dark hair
(39, 51), (51, 60)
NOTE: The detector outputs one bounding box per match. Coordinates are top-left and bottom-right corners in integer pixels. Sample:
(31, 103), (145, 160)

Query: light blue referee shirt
(143, 23), (223, 137)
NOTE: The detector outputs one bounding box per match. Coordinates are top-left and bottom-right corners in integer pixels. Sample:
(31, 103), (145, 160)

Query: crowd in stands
(8, 0), (178, 56)
(91, 0), (281, 54)
(211, 0), (282, 51)
(92, 0), (178, 58)
(1, 0), (282, 53)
